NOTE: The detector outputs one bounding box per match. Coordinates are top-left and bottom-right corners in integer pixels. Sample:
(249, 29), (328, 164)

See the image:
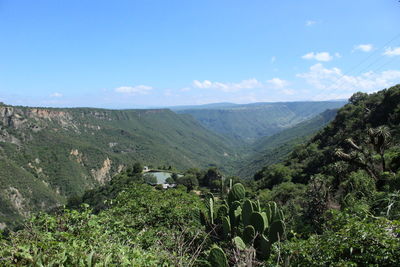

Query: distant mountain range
(174, 100), (346, 143)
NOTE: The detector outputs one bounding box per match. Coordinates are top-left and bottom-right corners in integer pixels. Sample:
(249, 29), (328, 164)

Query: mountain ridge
(0, 104), (238, 227)
(175, 100), (346, 143)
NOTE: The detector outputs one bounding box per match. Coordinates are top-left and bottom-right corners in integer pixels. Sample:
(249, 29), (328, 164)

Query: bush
(279, 211), (400, 266)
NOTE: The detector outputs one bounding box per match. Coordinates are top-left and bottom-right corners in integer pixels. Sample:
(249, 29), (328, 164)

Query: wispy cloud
(115, 85), (153, 94)
(271, 56), (276, 63)
(267, 78), (289, 88)
(354, 44), (373, 52)
(192, 77), (290, 92)
(302, 52), (333, 62)
(383, 47), (400, 56)
(297, 63), (400, 94)
(50, 92), (63, 98)
(305, 20), (316, 26)
(192, 79), (263, 92)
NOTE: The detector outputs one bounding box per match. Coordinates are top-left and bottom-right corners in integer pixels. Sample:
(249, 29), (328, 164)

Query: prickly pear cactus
(256, 235), (272, 261)
(233, 236), (246, 250)
(242, 199), (253, 226)
(208, 198), (214, 225)
(243, 225), (255, 244)
(209, 246), (228, 267)
(217, 205), (229, 220)
(228, 183), (245, 204)
(250, 212), (266, 234)
(268, 220), (285, 243)
(260, 212), (269, 229)
(222, 216), (231, 237)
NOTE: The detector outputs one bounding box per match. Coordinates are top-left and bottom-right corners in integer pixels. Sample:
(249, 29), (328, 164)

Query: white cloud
(383, 47), (400, 56)
(50, 92), (63, 97)
(267, 78), (289, 88)
(115, 85), (153, 94)
(281, 89), (295, 95)
(297, 63), (400, 94)
(306, 20), (316, 26)
(302, 52), (333, 62)
(354, 44), (373, 52)
(271, 56), (276, 63)
(192, 78), (263, 92)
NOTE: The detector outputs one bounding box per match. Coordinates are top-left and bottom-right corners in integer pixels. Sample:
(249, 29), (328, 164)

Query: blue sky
(0, 0), (400, 108)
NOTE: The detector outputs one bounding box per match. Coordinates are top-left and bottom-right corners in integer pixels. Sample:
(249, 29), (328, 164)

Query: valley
(2, 1), (399, 265)
(0, 100), (343, 227)
(0, 85), (399, 266)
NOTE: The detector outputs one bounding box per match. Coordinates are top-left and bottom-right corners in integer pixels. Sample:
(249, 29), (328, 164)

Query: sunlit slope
(0, 105), (237, 227)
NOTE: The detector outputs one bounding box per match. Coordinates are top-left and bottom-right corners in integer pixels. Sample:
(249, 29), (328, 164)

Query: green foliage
(143, 173), (157, 184)
(0, 183), (207, 266)
(0, 207), (161, 266)
(238, 108), (339, 179)
(131, 162), (143, 174)
(176, 174), (199, 191)
(255, 163), (293, 189)
(280, 212), (400, 266)
(0, 105), (239, 225)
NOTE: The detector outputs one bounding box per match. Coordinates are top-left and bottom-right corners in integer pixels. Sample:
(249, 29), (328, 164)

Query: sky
(0, 0), (400, 108)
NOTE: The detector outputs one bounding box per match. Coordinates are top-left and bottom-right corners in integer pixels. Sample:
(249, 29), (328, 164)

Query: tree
(144, 174), (157, 185)
(256, 164), (292, 189)
(176, 174), (198, 191)
(165, 177), (175, 184)
(202, 168), (222, 187)
(132, 162), (143, 174)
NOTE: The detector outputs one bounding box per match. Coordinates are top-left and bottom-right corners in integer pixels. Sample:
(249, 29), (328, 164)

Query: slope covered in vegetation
(0, 105), (237, 227)
(254, 84), (400, 264)
(175, 101), (346, 143)
(237, 109), (338, 179)
(1, 85), (400, 266)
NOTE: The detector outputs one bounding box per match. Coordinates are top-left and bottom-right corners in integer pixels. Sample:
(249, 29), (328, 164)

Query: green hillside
(236, 109), (338, 179)
(175, 101), (346, 143)
(248, 84), (400, 264)
(1, 86), (400, 266)
(0, 105), (238, 227)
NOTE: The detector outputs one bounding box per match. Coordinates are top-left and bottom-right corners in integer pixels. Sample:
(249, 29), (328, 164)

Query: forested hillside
(1, 85), (400, 266)
(253, 84), (400, 264)
(175, 101), (346, 143)
(237, 108), (338, 179)
(0, 105), (237, 227)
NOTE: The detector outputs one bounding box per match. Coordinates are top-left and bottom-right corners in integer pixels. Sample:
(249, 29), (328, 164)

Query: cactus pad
(209, 246), (228, 267)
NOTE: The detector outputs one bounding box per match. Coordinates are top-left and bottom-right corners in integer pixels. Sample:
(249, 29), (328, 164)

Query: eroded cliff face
(91, 158), (112, 185)
(4, 187), (30, 218)
(0, 106), (74, 129)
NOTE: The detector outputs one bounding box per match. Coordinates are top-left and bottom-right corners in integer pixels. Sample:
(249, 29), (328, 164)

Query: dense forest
(1, 85), (400, 266)
(0, 100), (339, 227)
